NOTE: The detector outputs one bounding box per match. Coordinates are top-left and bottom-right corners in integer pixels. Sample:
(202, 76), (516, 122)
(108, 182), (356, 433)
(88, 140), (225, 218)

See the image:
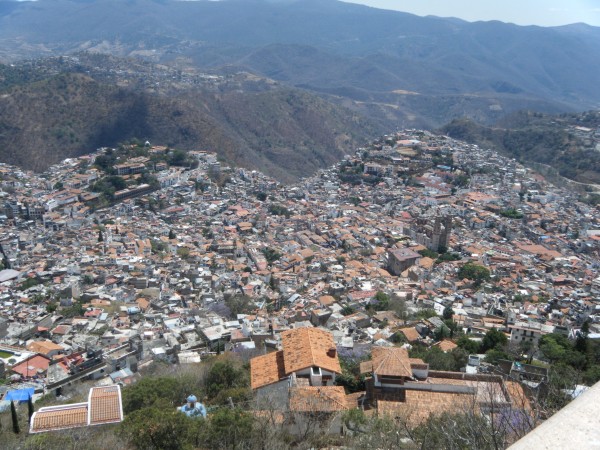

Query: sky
(343, 0), (600, 27)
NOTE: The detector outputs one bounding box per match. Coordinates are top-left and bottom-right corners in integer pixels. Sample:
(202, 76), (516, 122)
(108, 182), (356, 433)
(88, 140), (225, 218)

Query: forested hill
(0, 62), (381, 182)
(439, 111), (600, 185)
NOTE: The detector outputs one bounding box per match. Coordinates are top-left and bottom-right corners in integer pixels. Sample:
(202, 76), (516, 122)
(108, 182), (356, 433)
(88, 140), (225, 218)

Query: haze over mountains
(0, 0), (599, 179)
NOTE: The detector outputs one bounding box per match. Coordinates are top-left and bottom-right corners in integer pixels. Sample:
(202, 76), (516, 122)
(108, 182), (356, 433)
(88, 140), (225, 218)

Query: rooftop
(30, 385), (123, 433)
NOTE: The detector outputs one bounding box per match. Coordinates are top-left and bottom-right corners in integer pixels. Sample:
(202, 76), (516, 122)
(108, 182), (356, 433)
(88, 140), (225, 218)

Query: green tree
(458, 262), (491, 285)
(177, 247), (190, 259)
(442, 304), (454, 320)
(457, 335), (481, 354)
(484, 348), (510, 365)
(335, 353), (369, 393)
(223, 294), (254, 317)
(205, 359), (249, 401)
(481, 329), (508, 353)
(168, 229), (176, 240)
(262, 247), (282, 264)
(373, 291), (390, 311)
(122, 377), (183, 414)
(28, 395), (34, 425)
(583, 365), (600, 385)
(11, 401), (20, 434)
(168, 149), (188, 166)
(120, 402), (196, 450)
(202, 408), (254, 450)
(413, 308), (438, 320)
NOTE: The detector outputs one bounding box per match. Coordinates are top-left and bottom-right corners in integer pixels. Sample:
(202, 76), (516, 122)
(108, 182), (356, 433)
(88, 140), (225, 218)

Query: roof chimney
(327, 347), (337, 358)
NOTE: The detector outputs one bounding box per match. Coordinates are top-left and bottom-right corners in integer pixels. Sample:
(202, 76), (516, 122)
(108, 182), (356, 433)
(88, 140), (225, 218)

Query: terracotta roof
(26, 340), (64, 355)
(11, 354), (51, 376)
(378, 391), (475, 425)
(289, 386), (349, 412)
(89, 386), (123, 425)
(435, 340), (458, 352)
(280, 328), (341, 375)
(30, 386), (123, 434)
(30, 404), (89, 433)
(251, 350), (286, 390)
(319, 295), (336, 306)
(399, 327), (421, 342)
(369, 346), (412, 378)
(360, 360), (374, 374)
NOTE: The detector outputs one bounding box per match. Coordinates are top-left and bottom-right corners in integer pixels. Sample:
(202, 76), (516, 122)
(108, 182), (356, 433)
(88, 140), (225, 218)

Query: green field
(0, 350), (14, 359)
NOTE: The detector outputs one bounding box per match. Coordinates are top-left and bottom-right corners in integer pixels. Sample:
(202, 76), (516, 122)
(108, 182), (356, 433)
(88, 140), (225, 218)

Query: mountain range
(0, 58), (379, 181)
(0, 0), (599, 179)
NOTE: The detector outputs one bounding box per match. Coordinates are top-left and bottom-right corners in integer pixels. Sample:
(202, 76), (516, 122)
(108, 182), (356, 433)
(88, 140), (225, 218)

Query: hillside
(0, 0), (598, 127)
(439, 111), (600, 184)
(0, 68), (380, 181)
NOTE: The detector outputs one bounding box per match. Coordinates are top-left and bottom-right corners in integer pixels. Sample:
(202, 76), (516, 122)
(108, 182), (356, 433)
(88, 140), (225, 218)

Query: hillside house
(359, 346), (530, 425)
(250, 328), (348, 434)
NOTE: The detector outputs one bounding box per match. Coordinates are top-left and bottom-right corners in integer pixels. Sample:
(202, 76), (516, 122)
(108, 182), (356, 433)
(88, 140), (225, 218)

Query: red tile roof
(281, 328), (341, 375)
(369, 346), (412, 378)
(250, 351), (286, 390)
(30, 404), (89, 433)
(30, 386), (123, 434)
(289, 386), (349, 412)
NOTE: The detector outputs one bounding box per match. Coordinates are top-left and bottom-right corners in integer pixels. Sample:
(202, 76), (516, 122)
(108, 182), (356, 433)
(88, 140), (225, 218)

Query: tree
(484, 348), (510, 365)
(442, 304), (454, 320)
(202, 408), (254, 450)
(98, 229), (104, 243)
(223, 294), (254, 317)
(205, 359), (249, 402)
(481, 329), (508, 353)
(176, 247), (190, 260)
(168, 229), (176, 240)
(122, 377), (183, 414)
(458, 262), (491, 285)
(11, 401), (20, 434)
(168, 149), (188, 167)
(457, 335), (481, 354)
(372, 291), (390, 311)
(335, 352), (369, 394)
(413, 308), (438, 320)
(575, 321), (590, 353)
(28, 395), (34, 425)
(434, 324), (451, 341)
(262, 247), (282, 264)
(120, 402), (196, 450)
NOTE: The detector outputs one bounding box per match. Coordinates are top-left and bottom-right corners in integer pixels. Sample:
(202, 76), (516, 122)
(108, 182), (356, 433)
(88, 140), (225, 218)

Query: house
(508, 322), (554, 346)
(26, 340), (65, 358)
(250, 328), (348, 434)
(11, 354), (52, 378)
(251, 327), (342, 392)
(359, 346), (530, 425)
(399, 327), (421, 343)
(434, 339), (458, 352)
(30, 385), (123, 433)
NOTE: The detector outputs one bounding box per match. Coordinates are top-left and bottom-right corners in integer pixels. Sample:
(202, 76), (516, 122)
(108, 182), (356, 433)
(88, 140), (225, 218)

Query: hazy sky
(343, 0), (600, 27)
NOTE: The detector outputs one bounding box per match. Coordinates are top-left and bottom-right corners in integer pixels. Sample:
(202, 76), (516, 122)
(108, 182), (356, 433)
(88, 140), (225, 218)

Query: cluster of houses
(0, 128), (598, 433)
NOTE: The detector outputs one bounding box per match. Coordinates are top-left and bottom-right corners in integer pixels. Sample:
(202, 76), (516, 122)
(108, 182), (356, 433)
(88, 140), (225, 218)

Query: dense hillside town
(0, 129), (599, 446)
